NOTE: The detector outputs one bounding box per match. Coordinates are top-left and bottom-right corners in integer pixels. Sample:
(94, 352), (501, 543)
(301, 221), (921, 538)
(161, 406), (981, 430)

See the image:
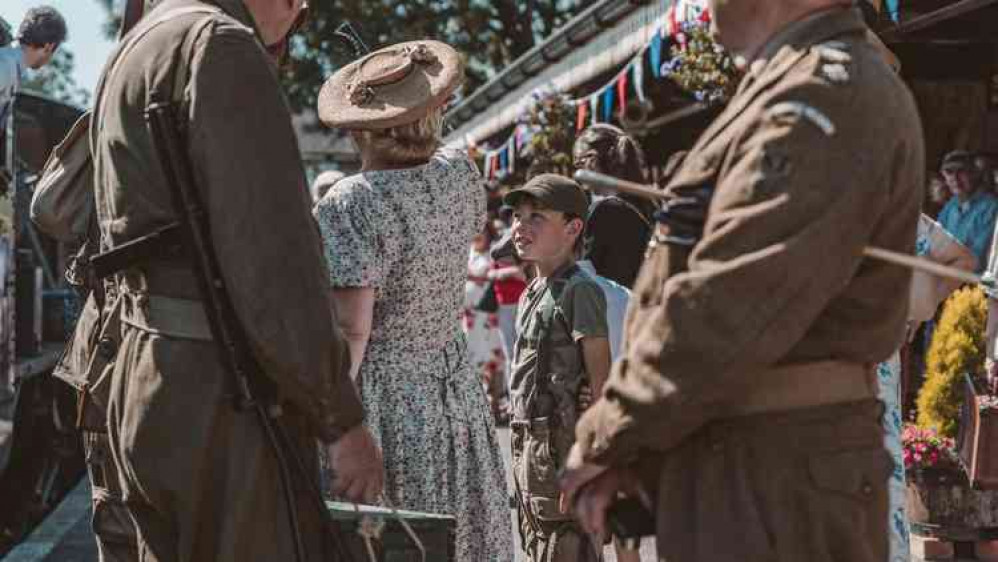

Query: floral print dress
(313, 149), (513, 561)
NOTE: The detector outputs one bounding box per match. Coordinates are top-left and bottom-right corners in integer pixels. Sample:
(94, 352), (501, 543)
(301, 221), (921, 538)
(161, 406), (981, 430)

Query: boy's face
(511, 199), (581, 264)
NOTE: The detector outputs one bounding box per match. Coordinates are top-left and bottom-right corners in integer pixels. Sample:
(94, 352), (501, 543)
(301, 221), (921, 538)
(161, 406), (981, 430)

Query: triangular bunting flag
(633, 55), (647, 103)
(650, 33), (663, 79)
(602, 87), (615, 122)
(576, 102), (589, 132)
(617, 69), (629, 116)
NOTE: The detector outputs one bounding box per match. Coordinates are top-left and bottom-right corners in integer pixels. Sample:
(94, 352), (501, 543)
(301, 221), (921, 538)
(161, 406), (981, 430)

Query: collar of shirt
(958, 189), (990, 214)
(751, 6), (866, 68)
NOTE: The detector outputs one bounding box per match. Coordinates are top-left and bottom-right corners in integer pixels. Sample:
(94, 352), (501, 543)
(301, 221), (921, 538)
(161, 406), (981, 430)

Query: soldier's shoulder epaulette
(797, 39), (856, 88)
(755, 39), (867, 138)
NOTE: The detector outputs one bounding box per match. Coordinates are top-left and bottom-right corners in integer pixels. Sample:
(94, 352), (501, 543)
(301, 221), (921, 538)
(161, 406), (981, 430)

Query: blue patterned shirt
(937, 189), (998, 272)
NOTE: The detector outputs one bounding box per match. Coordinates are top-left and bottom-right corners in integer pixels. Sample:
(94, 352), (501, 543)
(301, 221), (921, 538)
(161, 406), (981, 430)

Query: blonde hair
(354, 108), (444, 166)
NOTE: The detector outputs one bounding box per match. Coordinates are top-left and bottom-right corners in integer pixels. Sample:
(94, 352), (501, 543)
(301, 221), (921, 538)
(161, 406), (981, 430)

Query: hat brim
(318, 40), (463, 130)
(503, 187), (546, 209)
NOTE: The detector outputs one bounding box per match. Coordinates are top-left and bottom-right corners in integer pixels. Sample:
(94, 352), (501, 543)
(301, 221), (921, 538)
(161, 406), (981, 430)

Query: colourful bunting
(475, 3), (717, 179)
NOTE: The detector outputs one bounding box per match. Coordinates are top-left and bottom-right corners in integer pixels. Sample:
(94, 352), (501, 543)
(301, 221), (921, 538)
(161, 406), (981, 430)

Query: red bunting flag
(667, 3), (679, 36)
(617, 70), (629, 117)
(576, 102), (588, 132)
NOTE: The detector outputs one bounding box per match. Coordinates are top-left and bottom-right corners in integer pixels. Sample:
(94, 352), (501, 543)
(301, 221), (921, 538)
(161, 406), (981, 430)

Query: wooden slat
(882, 0), (998, 41)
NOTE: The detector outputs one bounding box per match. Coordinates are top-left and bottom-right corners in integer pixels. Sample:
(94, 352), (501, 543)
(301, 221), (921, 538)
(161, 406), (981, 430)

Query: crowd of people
(19, 0), (998, 562)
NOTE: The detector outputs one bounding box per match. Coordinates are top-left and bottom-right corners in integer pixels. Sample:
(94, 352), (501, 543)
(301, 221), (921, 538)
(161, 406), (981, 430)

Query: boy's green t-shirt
(509, 262), (608, 422)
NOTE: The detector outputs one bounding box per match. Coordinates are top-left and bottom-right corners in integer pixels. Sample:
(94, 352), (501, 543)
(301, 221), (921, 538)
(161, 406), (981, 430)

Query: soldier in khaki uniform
(506, 174), (612, 562)
(84, 0), (384, 560)
(563, 2), (924, 562)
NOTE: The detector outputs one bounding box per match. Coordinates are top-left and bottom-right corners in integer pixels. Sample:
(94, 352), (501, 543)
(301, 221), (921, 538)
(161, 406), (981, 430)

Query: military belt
(730, 360), (877, 417)
(120, 292), (213, 341)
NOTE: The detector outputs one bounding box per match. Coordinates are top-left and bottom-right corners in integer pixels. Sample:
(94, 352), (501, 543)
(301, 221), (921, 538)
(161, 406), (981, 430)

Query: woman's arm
(330, 288), (375, 382)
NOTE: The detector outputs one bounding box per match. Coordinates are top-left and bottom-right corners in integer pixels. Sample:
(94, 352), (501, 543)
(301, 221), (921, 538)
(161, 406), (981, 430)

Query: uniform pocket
(529, 495), (570, 522)
(523, 423), (561, 496)
(808, 447), (893, 502)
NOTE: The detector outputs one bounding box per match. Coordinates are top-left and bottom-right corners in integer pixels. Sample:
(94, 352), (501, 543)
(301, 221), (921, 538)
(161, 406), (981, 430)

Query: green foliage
(96, 0), (585, 112)
(665, 24), (742, 105)
(917, 286), (988, 438)
(20, 49), (90, 107)
(524, 92), (576, 178)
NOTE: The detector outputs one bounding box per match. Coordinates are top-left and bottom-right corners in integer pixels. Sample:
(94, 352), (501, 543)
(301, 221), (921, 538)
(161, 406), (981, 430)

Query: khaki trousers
(105, 324), (332, 562)
(653, 400), (891, 562)
(84, 430), (139, 562)
(515, 503), (601, 562)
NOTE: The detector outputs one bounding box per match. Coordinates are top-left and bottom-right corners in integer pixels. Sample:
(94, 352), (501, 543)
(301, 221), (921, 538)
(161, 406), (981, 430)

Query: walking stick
(573, 170), (989, 288)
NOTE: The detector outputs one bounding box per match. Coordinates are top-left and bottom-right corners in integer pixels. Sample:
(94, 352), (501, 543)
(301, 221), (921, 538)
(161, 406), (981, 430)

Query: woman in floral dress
(312, 41), (512, 561)
(878, 214), (975, 562)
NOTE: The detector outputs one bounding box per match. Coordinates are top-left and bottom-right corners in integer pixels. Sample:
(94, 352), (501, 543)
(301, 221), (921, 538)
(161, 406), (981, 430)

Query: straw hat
(318, 40), (463, 130)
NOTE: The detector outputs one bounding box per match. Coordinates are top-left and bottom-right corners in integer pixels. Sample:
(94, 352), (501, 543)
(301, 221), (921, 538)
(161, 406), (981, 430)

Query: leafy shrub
(916, 286), (987, 438)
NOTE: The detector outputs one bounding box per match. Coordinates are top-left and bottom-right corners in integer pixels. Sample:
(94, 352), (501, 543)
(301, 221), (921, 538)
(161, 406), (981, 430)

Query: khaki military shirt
(89, 0), (363, 442)
(576, 7), (925, 464)
(510, 263), (608, 423)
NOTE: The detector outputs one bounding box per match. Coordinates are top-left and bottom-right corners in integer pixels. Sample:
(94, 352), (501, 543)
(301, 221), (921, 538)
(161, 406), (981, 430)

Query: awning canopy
(882, 0), (998, 43)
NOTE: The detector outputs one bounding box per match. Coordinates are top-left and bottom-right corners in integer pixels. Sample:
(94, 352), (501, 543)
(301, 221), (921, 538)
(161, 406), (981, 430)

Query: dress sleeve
(313, 180), (387, 289)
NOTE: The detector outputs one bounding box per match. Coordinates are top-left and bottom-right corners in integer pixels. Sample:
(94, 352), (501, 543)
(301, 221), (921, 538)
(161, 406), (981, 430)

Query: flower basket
(959, 374), (998, 490)
(906, 472), (998, 537)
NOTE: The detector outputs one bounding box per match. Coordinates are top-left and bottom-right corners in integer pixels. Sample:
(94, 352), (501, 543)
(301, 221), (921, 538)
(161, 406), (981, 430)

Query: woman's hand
(327, 425), (384, 503)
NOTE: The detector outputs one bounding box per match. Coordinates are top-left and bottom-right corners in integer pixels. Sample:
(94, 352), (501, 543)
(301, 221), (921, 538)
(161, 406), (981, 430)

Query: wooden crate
(327, 501), (455, 561)
(959, 375), (998, 489)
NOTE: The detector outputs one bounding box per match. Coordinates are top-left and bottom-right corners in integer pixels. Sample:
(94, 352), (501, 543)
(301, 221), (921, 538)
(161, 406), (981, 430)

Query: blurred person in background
(465, 222), (508, 421)
(572, 124), (653, 288)
(0, 5), (66, 185)
(488, 233), (527, 417)
(925, 172), (949, 218)
(976, 153), (996, 194)
(938, 150), (998, 271)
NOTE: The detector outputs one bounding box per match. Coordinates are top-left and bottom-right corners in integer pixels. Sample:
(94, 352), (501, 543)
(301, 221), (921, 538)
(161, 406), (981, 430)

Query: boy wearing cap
(506, 174), (611, 562)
